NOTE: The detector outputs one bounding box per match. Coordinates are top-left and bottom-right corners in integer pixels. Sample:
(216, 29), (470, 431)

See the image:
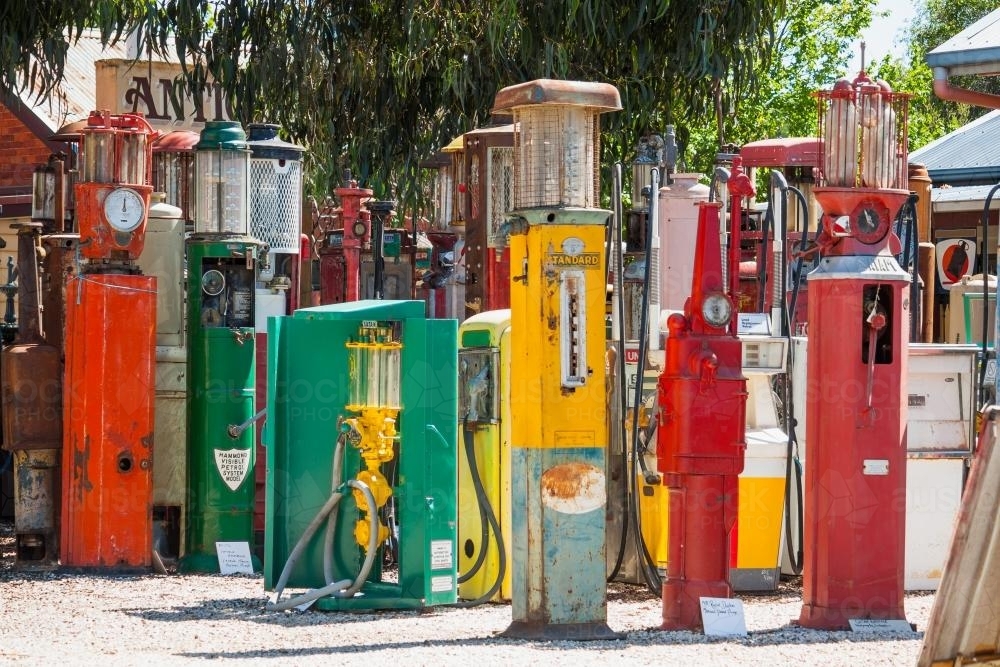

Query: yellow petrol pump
(457, 309), (512, 602)
(493, 79), (622, 640)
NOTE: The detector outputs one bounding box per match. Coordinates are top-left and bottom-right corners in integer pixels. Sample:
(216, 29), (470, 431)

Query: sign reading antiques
(96, 59), (236, 131)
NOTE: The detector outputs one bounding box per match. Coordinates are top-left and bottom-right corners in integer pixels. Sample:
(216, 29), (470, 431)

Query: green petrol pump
(264, 299), (458, 611)
(180, 121), (268, 573)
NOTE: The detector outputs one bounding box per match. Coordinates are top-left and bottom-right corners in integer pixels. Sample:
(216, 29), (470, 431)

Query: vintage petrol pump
(146, 130), (198, 560)
(361, 198), (421, 301)
(798, 74), (911, 629)
(442, 134), (470, 318)
(246, 123), (305, 555)
(0, 152), (68, 567)
(61, 111), (157, 568)
(152, 130), (198, 224)
(247, 122), (304, 304)
(181, 121), (267, 573)
(462, 120), (515, 315)
(136, 195), (186, 560)
(492, 79), (621, 640)
(264, 299), (458, 611)
(418, 151), (458, 318)
(657, 198), (748, 631)
(1, 220), (61, 567)
(318, 173), (373, 305)
(456, 309), (512, 602)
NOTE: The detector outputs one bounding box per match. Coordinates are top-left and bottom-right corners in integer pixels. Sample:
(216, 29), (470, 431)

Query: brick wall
(0, 105), (51, 190)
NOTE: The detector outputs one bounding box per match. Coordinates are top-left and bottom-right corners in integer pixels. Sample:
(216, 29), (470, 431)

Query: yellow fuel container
(457, 310), (512, 602)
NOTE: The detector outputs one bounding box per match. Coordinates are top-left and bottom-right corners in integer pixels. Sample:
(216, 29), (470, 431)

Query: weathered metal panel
(918, 407), (1000, 667)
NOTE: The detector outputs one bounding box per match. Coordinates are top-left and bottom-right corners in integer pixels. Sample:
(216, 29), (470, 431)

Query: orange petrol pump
(61, 111), (157, 568)
(798, 73), (911, 629)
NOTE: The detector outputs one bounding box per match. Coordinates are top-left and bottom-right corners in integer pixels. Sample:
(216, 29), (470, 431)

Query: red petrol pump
(657, 194), (748, 631)
(318, 172), (372, 305)
(61, 110), (157, 568)
(798, 73), (911, 630)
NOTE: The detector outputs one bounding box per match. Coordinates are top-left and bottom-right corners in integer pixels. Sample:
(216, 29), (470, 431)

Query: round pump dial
(701, 293), (733, 328)
(103, 187), (146, 232)
(202, 269), (226, 296)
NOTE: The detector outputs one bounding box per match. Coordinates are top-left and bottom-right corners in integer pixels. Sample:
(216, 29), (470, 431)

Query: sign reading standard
(547, 252), (601, 269)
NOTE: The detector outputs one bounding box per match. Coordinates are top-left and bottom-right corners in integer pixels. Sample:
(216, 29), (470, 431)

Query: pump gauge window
(103, 187), (146, 232)
(702, 293), (733, 328)
(853, 203), (889, 244)
(352, 221), (367, 238)
(202, 269), (226, 296)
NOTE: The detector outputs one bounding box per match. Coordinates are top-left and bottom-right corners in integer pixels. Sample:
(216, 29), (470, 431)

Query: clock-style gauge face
(103, 187), (146, 232)
(701, 292), (733, 328)
(202, 269), (226, 296)
(352, 221), (367, 238)
(853, 204), (889, 245)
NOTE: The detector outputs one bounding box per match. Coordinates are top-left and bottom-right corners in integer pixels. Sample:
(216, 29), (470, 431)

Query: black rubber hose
(608, 162), (631, 583)
(780, 184), (813, 577)
(627, 169), (663, 595)
(451, 420), (506, 607)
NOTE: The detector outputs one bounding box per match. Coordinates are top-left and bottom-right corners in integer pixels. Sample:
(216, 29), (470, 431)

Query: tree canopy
(3, 0), (787, 208)
(1, 0), (996, 210)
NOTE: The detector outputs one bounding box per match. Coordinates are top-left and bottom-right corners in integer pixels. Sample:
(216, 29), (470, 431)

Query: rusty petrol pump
(492, 78), (622, 640)
(656, 162), (751, 630)
(797, 73), (912, 630)
(61, 111), (158, 568)
(0, 156), (66, 567)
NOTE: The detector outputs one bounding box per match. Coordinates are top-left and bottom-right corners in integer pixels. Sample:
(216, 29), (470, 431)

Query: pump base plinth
(501, 620), (624, 641)
(661, 579), (733, 631)
(178, 551), (261, 574)
(798, 602), (908, 631)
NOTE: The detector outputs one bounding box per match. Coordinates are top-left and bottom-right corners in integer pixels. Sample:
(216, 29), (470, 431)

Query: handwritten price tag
(215, 541), (254, 575)
(699, 597), (748, 636)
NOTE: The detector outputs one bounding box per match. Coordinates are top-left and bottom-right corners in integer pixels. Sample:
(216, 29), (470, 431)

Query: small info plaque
(700, 597), (748, 636)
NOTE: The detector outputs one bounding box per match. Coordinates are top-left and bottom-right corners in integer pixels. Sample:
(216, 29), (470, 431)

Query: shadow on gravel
(121, 598), (498, 628)
(173, 626), (923, 662)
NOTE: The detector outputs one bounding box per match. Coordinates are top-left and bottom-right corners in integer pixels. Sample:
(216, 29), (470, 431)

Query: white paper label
(214, 448), (251, 491)
(699, 597), (748, 637)
(431, 575), (454, 593)
(215, 541), (254, 575)
(849, 619), (913, 633)
(737, 312), (772, 335)
(863, 459), (889, 476)
(430, 540), (453, 569)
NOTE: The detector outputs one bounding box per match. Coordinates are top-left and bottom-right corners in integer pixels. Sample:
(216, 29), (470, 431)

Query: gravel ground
(0, 520), (933, 666)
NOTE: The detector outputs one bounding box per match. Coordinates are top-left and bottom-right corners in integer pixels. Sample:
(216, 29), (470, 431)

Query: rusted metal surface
(12, 448), (60, 565)
(41, 234), (79, 355)
(492, 78), (622, 113)
(3, 227), (63, 453)
(539, 462), (605, 514)
(61, 273), (155, 568)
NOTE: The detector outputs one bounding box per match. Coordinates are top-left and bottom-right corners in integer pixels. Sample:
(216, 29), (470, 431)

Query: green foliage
(685, 0), (878, 172)
(868, 0), (997, 153)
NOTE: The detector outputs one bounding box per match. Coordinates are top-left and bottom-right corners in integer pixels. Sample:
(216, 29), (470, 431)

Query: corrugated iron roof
(22, 29), (130, 133)
(926, 8), (1000, 75)
(932, 184), (1000, 203)
(909, 110), (1000, 184)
